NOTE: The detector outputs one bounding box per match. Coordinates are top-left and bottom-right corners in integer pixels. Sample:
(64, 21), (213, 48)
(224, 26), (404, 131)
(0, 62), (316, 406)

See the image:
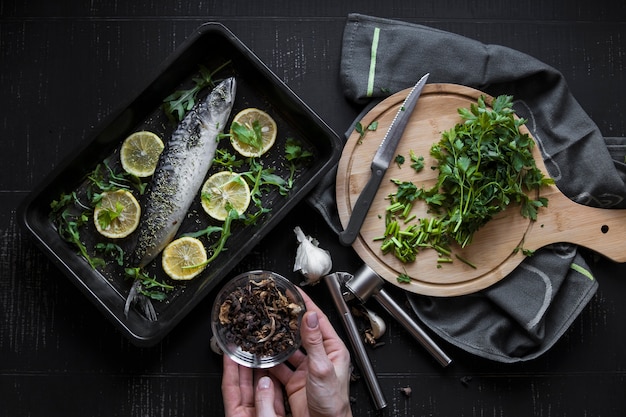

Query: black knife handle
(338, 165), (385, 246)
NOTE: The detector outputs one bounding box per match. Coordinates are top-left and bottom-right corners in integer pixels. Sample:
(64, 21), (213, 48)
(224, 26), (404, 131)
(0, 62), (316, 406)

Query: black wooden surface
(2, 2), (626, 416)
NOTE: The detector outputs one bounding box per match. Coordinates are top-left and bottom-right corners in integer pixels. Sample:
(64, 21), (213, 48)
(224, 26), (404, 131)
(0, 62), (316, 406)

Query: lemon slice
(161, 237), (207, 280)
(200, 171), (251, 221)
(229, 108), (277, 157)
(93, 189), (141, 239)
(120, 131), (165, 177)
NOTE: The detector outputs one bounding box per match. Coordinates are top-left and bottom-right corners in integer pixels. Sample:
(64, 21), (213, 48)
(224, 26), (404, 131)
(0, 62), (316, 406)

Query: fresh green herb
(187, 208), (241, 268)
(284, 137), (314, 188)
(95, 201), (124, 230)
(162, 61), (231, 123)
(380, 95), (554, 266)
(183, 225), (224, 239)
(207, 208), (239, 264)
(355, 122), (364, 138)
(213, 148), (245, 169)
(50, 159), (148, 271)
(513, 241), (535, 257)
(50, 194), (105, 269)
(394, 154), (405, 168)
(87, 160), (146, 197)
(409, 150), (424, 172)
(397, 272), (411, 284)
(125, 267), (174, 301)
(455, 254), (477, 269)
(391, 179), (421, 204)
(241, 158), (290, 217)
(230, 120), (264, 151)
(94, 242), (125, 266)
(355, 120), (379, 143)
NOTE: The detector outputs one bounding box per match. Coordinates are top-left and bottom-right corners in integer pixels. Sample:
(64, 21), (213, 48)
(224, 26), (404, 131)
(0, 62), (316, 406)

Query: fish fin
(124, 280), (158, 322)
(123, 281), (139, 318)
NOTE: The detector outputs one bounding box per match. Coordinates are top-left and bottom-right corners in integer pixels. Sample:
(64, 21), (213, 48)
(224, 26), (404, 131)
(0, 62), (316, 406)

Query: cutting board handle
(525, 186), (626, 262)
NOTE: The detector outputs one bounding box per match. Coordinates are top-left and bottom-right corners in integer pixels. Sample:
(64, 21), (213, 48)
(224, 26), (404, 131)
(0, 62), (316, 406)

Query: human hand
(221, 288), (352, 417)
(270, 288), (353, 417)
(222, 354), (286, 417)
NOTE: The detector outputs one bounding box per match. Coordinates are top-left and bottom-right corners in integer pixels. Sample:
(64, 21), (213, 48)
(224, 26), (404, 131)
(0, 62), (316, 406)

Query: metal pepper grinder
(344, 264), (453, 368)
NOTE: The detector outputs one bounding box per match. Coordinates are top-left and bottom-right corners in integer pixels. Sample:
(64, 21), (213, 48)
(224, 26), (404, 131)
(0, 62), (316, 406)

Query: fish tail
(124, 280), (157, 321)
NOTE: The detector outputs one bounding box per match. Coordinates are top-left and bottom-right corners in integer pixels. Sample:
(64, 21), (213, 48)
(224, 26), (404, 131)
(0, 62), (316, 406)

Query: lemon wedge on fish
(162, 237), (207, 280)
(120, 131), (164, 177)
(229, 108), (277, 157)
(201, 171), (251, 221)
(93, 189), (141, 239)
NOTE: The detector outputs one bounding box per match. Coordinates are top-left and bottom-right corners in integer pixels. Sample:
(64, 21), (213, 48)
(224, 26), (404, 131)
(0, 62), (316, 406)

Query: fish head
(210, 77), (237, 116)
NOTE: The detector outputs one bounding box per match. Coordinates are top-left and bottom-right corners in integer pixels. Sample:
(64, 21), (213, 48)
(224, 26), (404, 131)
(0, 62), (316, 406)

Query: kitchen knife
(339, 73), (430, 246)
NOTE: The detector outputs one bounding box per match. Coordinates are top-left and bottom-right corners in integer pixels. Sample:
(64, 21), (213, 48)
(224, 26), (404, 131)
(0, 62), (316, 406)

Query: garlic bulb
(293, 226), (332, 286)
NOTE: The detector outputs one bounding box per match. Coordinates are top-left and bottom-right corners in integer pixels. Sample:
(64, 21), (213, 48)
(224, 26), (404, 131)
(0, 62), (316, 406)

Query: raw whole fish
(125, 77), (236, 319)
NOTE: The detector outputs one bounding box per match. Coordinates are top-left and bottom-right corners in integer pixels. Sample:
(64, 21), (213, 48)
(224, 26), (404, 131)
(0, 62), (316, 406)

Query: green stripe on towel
(367, 27), (380, 97)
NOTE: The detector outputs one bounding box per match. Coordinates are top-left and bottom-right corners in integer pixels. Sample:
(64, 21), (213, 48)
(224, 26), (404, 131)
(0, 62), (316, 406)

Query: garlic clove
(352, 305), (387, 344)
(364, 307), (387, 339)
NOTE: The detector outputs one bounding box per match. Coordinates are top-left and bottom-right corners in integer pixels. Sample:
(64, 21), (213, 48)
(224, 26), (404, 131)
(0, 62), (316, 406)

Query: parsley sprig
(355, 120), (379, 144)
(284, 137), (313, 188)
(96, 201), (124, 230)
(381, 95), (554, 267)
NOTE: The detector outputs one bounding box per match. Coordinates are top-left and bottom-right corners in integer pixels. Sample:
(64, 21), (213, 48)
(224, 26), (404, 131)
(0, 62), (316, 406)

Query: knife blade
(339, 73), (430, 246)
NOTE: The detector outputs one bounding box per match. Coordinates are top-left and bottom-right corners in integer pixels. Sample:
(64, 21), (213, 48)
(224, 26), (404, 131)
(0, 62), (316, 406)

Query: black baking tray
(18, 23), (341, 347)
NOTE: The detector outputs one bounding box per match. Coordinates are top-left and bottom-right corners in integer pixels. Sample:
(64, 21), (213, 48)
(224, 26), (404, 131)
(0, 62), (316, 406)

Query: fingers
(222, 355), (255, 413)
(222, 356), (285, 417)
(254, 376), (278, 417)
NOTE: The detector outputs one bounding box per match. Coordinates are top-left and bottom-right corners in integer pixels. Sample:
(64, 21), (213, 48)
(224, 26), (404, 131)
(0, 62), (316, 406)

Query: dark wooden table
(2, 2), (625, 416)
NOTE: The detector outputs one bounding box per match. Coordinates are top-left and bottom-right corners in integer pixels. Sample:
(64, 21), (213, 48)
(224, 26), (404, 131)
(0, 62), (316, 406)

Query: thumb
(300, 311), (327, 359)
(300, 311), (335, 377)
(300, 311), (340, 415)
(255, 376), (277, 417)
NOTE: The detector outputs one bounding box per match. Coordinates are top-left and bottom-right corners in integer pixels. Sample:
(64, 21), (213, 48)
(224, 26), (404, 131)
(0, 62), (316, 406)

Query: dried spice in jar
(218, 276), (303, 357)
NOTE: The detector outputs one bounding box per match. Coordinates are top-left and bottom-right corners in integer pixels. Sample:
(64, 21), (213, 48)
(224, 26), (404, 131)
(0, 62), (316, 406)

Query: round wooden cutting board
(336, 84), (626, 297)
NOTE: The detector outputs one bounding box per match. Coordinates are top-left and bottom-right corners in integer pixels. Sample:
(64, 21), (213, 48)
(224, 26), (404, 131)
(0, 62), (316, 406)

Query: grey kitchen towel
(307, 13), (626, 362)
